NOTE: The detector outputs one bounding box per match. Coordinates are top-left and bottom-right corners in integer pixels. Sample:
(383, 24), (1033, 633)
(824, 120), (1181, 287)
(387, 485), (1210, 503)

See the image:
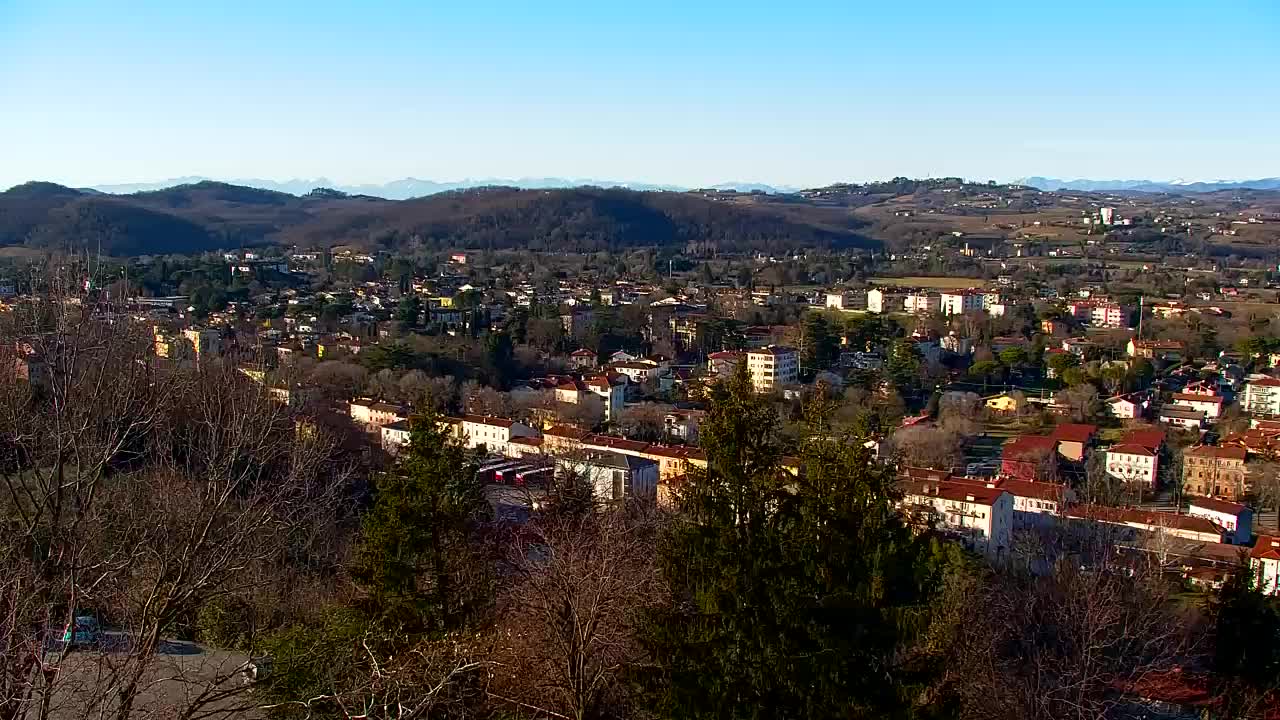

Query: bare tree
(941, 531), (1195, 720)
(0, 283), (353, 720)
(888, 425), (967, 471)
(492, 509), (663, 720)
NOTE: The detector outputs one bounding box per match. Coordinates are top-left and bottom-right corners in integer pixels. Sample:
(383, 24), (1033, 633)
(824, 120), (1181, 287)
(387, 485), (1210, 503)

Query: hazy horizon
(3, 0), (1278, 190)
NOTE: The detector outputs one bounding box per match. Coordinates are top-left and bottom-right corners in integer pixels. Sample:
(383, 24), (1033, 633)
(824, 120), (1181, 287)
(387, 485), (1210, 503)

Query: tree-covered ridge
(0, 182), (878, 256)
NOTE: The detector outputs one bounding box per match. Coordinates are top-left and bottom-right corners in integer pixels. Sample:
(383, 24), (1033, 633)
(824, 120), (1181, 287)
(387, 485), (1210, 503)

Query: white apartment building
(899, 479), (1012, 560)
(441, 415), (538, 456)
(1243, 377), (1280, 417)
(1105, 443), (1160, 489)
(825, 291), (863, 312)
(746, 345), (799, 393)
(866, 288), (902, 314)
(940, 290), (985, 316)
(349, 399), (408, 431)
(904, 293), (941, 315)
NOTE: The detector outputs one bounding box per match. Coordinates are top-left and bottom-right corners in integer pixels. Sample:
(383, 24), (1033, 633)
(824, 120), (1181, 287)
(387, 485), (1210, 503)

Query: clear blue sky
(2, 0), (1277, 190)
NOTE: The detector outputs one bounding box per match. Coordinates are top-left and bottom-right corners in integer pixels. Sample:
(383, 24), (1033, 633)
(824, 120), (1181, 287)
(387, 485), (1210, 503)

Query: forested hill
(0, 181), (877, 256)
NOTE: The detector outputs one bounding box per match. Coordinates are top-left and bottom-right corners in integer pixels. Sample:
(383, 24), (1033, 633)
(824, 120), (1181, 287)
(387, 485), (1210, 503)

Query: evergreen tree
(1209, 565), (1280, 713)
(352, 411), (490, 636)
(643, 365), (953, 719)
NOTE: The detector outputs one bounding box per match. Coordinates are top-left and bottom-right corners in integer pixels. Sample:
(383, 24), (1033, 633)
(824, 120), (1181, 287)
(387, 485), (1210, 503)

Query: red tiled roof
(900, 466), (955, 483)
(1250, 376), (1280, 387)
(1185, 445), (1247, 461)
(509, 436), (544, 447)
(570, 348), (597, 357)
(1051, 423), (1097, 443)
(1252, 535), (1280, 561)
(1069, 505), (1222, 535)
(1172, 393), (1223, 405)
(707, 350), (743, 360)
(899, 479), (1006, 507)
(1188, 496), (1247, 515)
(544, 425), (587, 439)
(461, 414), (515, 428)
(1120, 429), (1165, 451)
(1003, 435), (1057, 459)
(1107, 443), (1156, 457)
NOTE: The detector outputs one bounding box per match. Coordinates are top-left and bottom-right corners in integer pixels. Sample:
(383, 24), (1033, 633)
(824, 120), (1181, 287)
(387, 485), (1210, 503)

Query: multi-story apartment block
(745, 345), (798, 393)
(904, 293), (941, 315)
(1243, 377), (1280, 417)
(939, 290), (985, 316)
(866, 288), (903, 314)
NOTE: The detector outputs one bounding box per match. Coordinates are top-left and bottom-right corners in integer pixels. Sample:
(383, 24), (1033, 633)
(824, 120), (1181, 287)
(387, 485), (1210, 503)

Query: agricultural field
(870, 276), (991, 289)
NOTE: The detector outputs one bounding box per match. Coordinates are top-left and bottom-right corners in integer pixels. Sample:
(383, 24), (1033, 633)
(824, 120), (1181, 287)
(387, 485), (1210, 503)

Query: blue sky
(2, 0), (1277, 189)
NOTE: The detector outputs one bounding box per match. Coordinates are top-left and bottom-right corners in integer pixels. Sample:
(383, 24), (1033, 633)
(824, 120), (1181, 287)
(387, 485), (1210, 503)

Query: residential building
(745, 345), (799, 393)
(866, 288), (903, 314)
(1050, 423), (1097, 462)
(825, 290), (863, 312)
(1171, 393), (1223, 420)
(1243, 376), (1280, 417)
(939, 290), (985, 316)
(441, 415), (538, 456)
(1159, 406), (1206, 430)
(1251, 535), (1280, 596)
(706, 350), (744, 378)
(1068, 505), (1225, 544)
(986, 393), (1028, 415)
(1187, 497), (1253, 545)
(1000, 435), (1059, 481)
(1127, 338), (1185, 361)
(904, 292), (941, 315)
(349, 399), (408, 431)
(381, 420), (412, 452)
(1106, 393), (1148, 419)
(940, 332), (972, 355)
(1068, 300), (1126, 328)
(554, 451), (659, 504)
(569, 348), (598, 370)
(898, 476), (1012, 560)
(1105, 443), (1159, 489)
(1182, 445), (1248, 501)
(611, 361), (661, 385)
(1062, 337), (1096, 358)
(584, 375), (626, 423)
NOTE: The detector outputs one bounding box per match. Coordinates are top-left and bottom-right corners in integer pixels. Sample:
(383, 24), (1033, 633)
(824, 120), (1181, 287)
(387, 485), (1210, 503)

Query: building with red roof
(1251, 535), (1280, 595)
(1050, 423), (1097, 461)
(1001, 435), (1059, 481)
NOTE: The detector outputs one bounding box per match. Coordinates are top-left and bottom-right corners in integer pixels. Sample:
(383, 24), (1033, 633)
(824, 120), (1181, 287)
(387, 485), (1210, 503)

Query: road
(34, 633), (260, 720)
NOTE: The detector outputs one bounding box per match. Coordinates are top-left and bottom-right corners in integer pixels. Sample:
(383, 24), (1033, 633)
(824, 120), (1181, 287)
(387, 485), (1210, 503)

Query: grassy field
(870, 276), (990, 289)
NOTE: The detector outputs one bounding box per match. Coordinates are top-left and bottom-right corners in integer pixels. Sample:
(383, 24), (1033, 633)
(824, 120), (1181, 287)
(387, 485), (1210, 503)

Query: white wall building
(442, 415), (538, 456)
(904, 293), (941, 315)
(1188, 497), (1253, 545)
(746, 345), (799, 393)
(1252, 535), (1280, 596)
(898, 479), (1012, 560)
(1105, 443), (1160, 489)
(1171, 393), (1223, 420)
(866, 288), (902, 314)
(555, 451), (659, 504)
(940, 290), (985, 316)
(1243, 377), (1280, 417)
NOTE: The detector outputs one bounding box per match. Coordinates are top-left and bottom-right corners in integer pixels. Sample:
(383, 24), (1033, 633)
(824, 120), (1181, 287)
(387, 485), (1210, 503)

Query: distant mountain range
(1015, 176), (1280, 193)
(86, 176), (796, 199)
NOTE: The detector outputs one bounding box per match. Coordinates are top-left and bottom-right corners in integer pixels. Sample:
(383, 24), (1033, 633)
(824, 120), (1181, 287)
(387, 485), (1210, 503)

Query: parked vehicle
(60, 616), (100, 648)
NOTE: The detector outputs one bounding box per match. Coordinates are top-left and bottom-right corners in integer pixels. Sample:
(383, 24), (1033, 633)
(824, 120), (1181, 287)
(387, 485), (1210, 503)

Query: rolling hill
(0, 181), (876, 256)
